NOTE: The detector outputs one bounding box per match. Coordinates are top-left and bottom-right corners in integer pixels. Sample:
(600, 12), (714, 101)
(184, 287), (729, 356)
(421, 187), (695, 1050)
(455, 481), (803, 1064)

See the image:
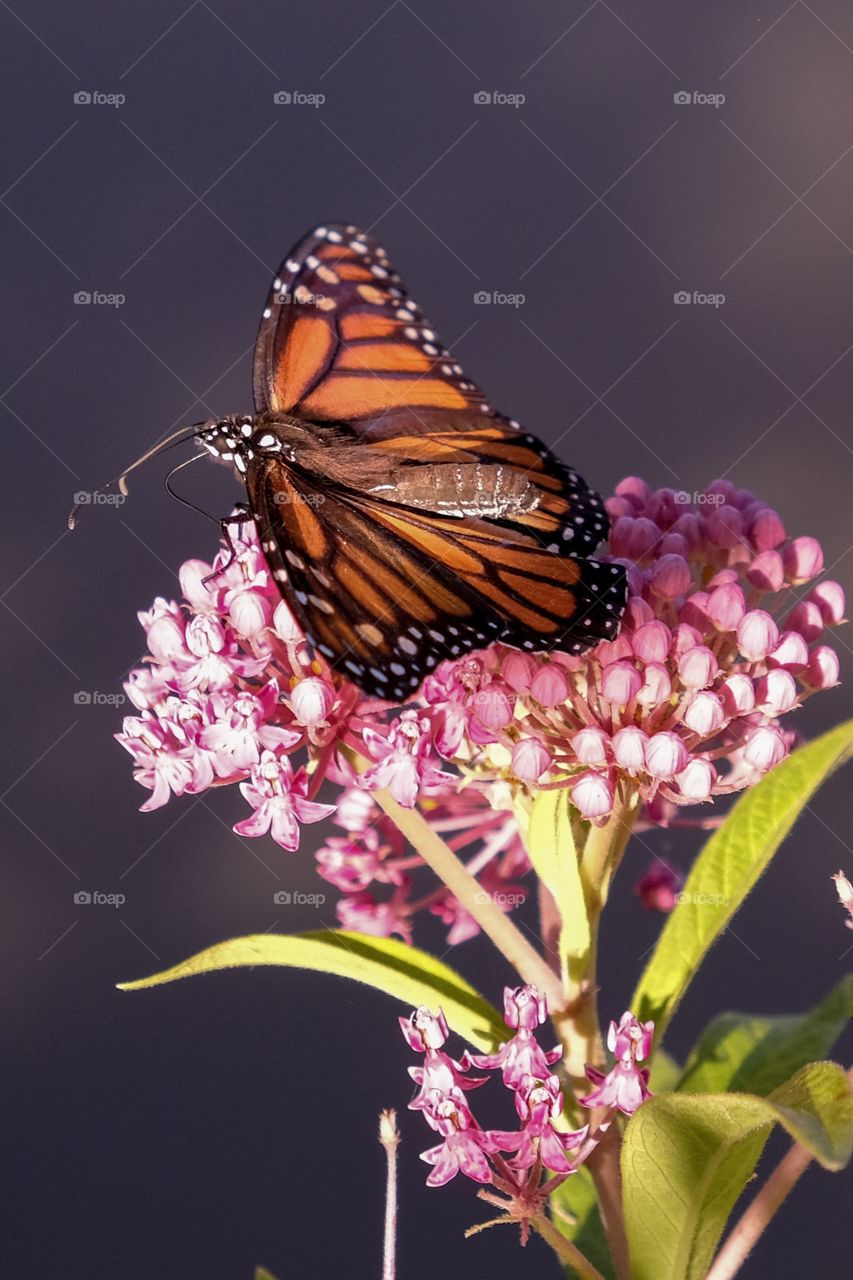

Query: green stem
(706, 1064), (853, 1280)
(372, 787), (567, 1012)
(531, 1212), (608, 1280)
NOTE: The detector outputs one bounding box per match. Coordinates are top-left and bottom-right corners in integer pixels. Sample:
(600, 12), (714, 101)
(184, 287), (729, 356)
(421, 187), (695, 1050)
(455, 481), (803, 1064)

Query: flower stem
(373, 787), (567, 1011)
(706, 1064), (853, 1280)
(379, 1109), (400, 1280)
(531, 1212), (607, 1280)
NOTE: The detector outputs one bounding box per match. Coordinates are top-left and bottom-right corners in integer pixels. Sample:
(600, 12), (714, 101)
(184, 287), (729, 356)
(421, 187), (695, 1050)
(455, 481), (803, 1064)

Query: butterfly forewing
(242, 222), (627, 697)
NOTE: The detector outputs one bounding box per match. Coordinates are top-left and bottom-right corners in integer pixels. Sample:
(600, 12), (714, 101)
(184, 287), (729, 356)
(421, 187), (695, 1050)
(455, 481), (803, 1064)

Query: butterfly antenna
(67, 422), (208, 529)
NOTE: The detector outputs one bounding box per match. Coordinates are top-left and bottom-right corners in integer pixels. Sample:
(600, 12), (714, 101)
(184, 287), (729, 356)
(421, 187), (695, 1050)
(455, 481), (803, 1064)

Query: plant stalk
(531, 1212), (608, 1280)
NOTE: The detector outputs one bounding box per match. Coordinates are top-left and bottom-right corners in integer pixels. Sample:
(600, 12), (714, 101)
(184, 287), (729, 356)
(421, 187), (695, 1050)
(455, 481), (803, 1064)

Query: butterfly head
(196, 414), (261, 475)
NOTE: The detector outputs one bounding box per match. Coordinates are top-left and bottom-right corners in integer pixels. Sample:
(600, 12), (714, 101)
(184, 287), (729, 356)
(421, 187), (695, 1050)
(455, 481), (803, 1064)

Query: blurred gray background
(1, 1), (852, 1276)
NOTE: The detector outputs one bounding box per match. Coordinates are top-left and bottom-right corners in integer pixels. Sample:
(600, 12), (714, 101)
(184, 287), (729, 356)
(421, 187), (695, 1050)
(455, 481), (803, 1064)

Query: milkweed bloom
(117, 478), (843, 938)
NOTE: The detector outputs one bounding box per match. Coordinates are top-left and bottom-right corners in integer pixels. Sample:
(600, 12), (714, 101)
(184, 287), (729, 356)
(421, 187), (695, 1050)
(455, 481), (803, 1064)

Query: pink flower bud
(512, 738), (551, 781)
(229, 589), (272, 638)
(675, 756), (717, 801)
(649, 554), (692, 599)
(721, 674), (756, 716)
(626, 517), (663, 560)
(753, 668), (798, 715)
(290, 676), (334, 726)
(785, 601), (823, 643)
(146, 614), (186, 663)
(571, 772), (614, 820)
(784, 536), (824, 583)
(746, 550), (785, 593)
(801, 645), (840, 690)
(806, 581), (846, 626)
(472, 685), (515, 730)
(658, 532), (690, 559)
(671, 512), (704, 551)
(749, 507), (787, 551)
(634, 861), (682, 912)
(705, 479), (737, 504)
(678, 645), (717, 689)
(179, 559), (217, 611)
(612, 727), (648, 773)
(683, 691), (726, 736)
(706, 504), (744, 548)
(768, 631), (809, 672)
(645, 732), (689, 780)
(572, 727), (610, 765)
(597, 634), (635, 666)
(501, 651), (536, 693)
(530, 663), (568, 707)
(707, 568), (740, 588)
(679, 592), (711, 631)
(744, 725), (787, 772)
(636, 662), (672, 706)
(632, 620), (671, 664)
(615, 476), (652, 509)
(608, 516), (635, 558)
(646, 488), (680, 528)
(671, 623), (703, 657)
(601, 661), (642, 706)
(623, 596), (655, 630)
(273, 599), (301, 641)
(706, 583), (746, 631)
(606, 495), (635, 521)
(503, 984), (549, 1030)
(737, 610), (779, 660)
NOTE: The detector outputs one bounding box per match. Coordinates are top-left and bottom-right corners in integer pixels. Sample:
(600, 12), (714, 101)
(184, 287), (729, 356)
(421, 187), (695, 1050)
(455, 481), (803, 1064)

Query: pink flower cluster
(402, 987), (651, 1194)
(118, 478), (843, 939)
(421, 478), (844, 824)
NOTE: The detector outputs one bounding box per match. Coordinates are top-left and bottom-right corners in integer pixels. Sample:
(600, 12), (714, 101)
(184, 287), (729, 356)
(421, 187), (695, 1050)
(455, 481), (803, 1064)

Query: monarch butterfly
(88, 223), (627, 701)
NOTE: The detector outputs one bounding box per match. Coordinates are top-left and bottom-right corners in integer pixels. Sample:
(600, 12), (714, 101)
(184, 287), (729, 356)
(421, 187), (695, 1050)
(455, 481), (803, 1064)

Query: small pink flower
(737, 610), (779, 661)
(511, 737), (551, 782)
(359, 711), (455, 807)
(234, 751), (335, 851)
(572, 771), (614, 822)
(784, 536), (824, 582)
(493, 1074), (588, 1174)
(581, 1012), (654, 1116)
(418, 1090), (503, 1186)
(645, 732), (688, 780)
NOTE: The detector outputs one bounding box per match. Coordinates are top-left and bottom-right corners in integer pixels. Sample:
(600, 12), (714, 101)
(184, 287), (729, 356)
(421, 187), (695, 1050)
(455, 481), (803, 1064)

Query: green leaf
(521, 788), (589, 983)
(632, 719), (853, 1042)
(551, 1166), (616, 1280)
(678, 974), (853, 1096)
(622, 1062), (853, 1280)
(118, 930), (505, 1052)
(648, 1047), (682, 1093)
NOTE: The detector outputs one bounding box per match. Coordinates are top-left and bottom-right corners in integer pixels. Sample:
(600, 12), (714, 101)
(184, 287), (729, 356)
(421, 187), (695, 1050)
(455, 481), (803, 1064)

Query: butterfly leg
(201, 504), (253, 585)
